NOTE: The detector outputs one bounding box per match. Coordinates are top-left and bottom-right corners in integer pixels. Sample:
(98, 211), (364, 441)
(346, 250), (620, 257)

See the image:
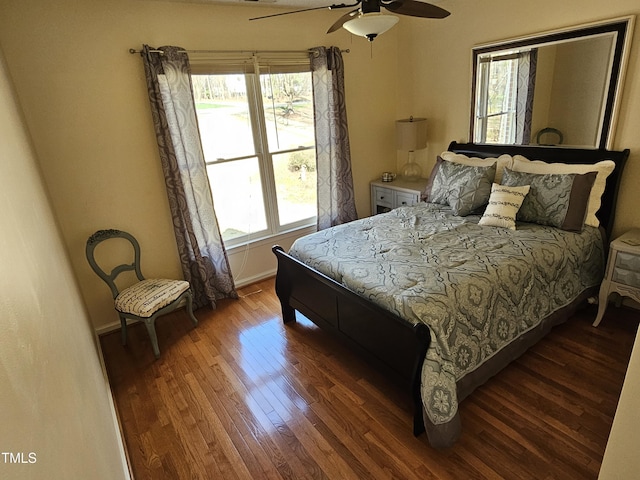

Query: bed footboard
(272, 245), (431, 435)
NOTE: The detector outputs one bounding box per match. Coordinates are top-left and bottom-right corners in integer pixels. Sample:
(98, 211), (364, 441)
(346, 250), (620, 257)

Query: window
(474, 53), (519, 144)
(192, 59), (316, 247)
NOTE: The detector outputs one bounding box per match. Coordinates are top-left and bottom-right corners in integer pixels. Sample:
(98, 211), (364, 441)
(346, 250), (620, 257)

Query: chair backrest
(86, 229), (145, 299)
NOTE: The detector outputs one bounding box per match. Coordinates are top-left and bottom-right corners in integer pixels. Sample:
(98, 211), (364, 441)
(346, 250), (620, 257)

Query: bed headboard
(448, 142), (630, 240)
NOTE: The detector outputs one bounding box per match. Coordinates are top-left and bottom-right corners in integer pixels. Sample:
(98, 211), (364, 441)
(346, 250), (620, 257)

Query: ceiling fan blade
(327, 8), (360, 33)
(250, 6), (332, 21)
(250, 2), (358, 21)
(383, 0), (450, 18)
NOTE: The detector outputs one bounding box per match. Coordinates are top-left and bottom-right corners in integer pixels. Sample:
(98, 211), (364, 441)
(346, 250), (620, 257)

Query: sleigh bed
(272, 141), (629, 447)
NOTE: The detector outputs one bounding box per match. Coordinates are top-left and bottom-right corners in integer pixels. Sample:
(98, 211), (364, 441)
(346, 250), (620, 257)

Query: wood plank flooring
(100, 278), (638, 479)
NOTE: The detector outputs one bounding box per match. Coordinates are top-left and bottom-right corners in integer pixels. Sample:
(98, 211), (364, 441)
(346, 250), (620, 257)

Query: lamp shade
(343, 13), (399, 41)
(396, 117), (427, 151)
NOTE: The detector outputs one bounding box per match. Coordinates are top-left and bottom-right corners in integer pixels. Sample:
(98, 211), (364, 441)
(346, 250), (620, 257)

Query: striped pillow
(478, 183), (531, 230)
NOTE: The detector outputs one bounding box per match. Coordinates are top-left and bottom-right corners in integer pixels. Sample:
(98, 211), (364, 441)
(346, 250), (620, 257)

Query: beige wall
(599, 328), (640, 478)
(548, 36), (613, 146)
(1, 0), (639, 477)
(397, 0), (640, 239)
(0, 0), (399, 330)
(0, 49), (129, 479)
(1, 4), (637, 325)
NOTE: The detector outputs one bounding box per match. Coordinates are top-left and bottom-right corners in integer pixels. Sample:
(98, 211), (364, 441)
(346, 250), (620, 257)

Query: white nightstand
(370, 178), (428, 215)
(594, 229), (640, 326)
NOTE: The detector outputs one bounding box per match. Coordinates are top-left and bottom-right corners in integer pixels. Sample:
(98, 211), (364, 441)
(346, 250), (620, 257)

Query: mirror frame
(470, 16), (635, 149)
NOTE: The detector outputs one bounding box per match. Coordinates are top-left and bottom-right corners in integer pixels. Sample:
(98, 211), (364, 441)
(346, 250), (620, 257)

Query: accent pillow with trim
(423, 156), (496, 216)
(501, 168), (596, 232)
(512, 155), (615, 227)
(478, 183), (531, 230)
(440, 151), (513, 184)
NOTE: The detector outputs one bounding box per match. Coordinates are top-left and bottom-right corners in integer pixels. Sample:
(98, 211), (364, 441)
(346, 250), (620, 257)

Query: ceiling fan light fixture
(343, 12), (399, 41)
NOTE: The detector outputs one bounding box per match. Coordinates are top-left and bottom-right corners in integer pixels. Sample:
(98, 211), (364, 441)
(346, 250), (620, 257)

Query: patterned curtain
(310, 47), (358, 230)
(141, 45), (237, 309)
(515, 49), (538, 144)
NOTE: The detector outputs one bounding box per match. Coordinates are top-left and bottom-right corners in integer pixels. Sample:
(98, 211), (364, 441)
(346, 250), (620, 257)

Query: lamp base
(401, 161), (423, 181)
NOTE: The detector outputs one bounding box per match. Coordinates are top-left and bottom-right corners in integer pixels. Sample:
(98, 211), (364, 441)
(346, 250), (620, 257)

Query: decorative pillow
(478, 183), (531, 230)
(512, 155), (615, 227)
(423, 157), (496, 216)
(440, 151), (513, 184)
(501, 168), (597, 232)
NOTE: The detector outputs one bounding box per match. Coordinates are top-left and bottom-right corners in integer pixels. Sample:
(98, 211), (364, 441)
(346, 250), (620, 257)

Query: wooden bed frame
(272, 142), (630, 439)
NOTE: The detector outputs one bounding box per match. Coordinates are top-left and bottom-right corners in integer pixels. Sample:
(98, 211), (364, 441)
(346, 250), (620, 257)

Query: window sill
(225, 224), (317, 254)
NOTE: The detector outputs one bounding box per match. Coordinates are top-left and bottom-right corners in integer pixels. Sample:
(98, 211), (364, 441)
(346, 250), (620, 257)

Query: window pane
(206, 158), (267, 241)
(486, 115), (505, 143)
(193, 74), (255, 160)
(486, 59), (517, 116)
(261, 72), (315, 152)
(272, 150), (317, 226)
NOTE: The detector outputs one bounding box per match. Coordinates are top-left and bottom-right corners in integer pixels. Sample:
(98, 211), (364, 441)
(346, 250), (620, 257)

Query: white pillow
(512, 155), (615, 228)
(440, 151), (513, 184)
(479, 183), (531, 230)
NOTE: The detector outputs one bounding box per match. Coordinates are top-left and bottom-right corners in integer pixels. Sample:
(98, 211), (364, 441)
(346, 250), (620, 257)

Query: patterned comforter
(289, 203), (604, 443)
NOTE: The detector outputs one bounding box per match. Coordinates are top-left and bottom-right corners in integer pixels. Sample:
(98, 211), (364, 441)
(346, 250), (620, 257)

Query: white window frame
(191, 54), (317, 248)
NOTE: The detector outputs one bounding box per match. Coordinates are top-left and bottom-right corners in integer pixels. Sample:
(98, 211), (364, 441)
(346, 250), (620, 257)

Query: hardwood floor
(100, 278), (638, 479)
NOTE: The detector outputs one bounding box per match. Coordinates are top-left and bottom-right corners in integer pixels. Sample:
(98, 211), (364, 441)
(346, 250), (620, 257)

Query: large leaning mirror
(470, 16), (634, 149)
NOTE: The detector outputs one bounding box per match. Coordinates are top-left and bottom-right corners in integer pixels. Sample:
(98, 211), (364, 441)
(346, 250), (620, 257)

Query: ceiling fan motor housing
(362, 0), (381, 13)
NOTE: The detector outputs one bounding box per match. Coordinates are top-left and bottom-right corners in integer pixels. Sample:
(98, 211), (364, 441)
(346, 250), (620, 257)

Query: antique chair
(86, 229), (198, 358)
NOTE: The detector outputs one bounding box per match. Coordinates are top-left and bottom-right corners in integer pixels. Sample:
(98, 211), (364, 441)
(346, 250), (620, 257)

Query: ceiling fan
(250, 0), (450, 42)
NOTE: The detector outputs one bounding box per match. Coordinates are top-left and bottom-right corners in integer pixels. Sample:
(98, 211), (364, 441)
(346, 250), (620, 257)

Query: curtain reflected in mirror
(470, 17), (634, 149)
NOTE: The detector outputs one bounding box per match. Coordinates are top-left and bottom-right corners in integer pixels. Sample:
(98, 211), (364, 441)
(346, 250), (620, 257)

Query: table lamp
(396, 116), (427, 180)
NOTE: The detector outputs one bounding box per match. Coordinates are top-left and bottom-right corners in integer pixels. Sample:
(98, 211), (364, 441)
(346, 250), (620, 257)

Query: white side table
(594, 229), (640, 326)
(370, 178), (428, 216)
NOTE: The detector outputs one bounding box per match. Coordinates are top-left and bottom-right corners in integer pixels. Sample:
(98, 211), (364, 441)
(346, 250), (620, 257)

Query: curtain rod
(128, 48), (349, 55)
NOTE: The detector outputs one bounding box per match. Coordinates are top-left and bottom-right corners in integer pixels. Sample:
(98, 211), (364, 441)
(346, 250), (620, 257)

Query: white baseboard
(234, 268), (276, 288)
(94, 330), (133, 480)
(95, 317), (137, 336)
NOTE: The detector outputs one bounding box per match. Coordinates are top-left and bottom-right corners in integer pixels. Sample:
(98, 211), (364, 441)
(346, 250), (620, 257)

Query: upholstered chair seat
(115, 279), (190, 318)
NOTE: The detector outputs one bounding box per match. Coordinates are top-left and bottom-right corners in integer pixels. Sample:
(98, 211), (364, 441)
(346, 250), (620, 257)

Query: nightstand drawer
(374, 187), (393, 206)
(615, 252), (640, 271)
(612, 268), (640, 288)
(396, 192), (418, 207)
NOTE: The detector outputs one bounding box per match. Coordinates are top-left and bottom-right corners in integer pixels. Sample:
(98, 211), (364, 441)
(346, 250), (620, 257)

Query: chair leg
(119, 315), (128, 346)
(144, 319), (161, 359)
(186, 290), (198, 326)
